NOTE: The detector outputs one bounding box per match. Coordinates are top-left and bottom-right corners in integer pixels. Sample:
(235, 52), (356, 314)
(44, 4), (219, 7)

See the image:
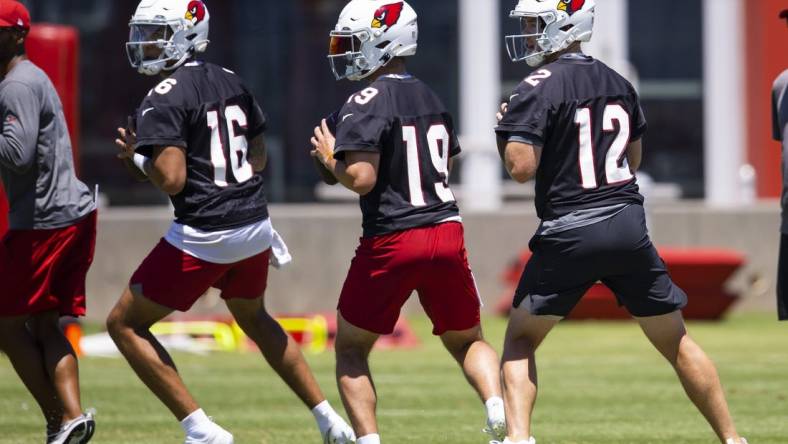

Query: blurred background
(22, 0), (760, 203)
(2, 0), (787, 320)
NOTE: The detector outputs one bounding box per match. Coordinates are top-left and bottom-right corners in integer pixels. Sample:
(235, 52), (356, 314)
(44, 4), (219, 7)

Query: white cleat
(184, 425), (234, 444)
(321, 417), (356, 443)
(483, 397), (506, 442)
(490, 438), (536, 444)
(47, 411), (96, 444)
(726, 439), (749, 444)
(483, 416), (507, 442)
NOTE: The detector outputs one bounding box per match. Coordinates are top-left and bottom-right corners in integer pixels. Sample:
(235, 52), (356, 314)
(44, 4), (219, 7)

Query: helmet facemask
(505, 13), (555, 67)
(127, 19), (195, 76)
(328, 29), (384, 81)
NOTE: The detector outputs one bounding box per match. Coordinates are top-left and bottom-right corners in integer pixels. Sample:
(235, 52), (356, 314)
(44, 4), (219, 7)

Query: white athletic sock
(485, 396), (505, 421)
(180, 408), (213, 438)
(357, 433), (381, 444)
(311, 400), (337, 434)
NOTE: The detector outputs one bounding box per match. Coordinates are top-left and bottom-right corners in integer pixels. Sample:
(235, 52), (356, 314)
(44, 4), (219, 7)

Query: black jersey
(134, 62), (268, 231)
(496, 55), (646, 221)
(331, 75), (462, 237)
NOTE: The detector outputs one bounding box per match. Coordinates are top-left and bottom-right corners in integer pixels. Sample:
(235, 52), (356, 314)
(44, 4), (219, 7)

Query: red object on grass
(496, 247), (745, 320)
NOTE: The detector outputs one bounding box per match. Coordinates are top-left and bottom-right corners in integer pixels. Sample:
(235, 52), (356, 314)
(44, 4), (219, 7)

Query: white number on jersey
(207, 105), (254, 187)
(525, 69), (552, 87)
(402, 124), (456, 207)
(575, 104), (634, 190)
(349, 87), (380, 105)
(154, 78), (178, 95)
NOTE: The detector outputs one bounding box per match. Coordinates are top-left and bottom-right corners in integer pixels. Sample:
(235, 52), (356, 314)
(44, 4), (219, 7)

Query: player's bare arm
(147, 145), (186, 195)
(627, 139), (642, 172)
(503, 141), (541, 183)
(311, 118), (379, 195)
(248, 133), (267, 172)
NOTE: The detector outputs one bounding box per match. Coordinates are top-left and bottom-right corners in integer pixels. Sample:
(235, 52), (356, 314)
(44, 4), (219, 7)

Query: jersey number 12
(575, 104), (634, 190)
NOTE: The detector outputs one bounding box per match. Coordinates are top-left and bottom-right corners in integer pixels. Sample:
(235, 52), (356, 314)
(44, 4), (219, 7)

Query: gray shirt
(0, 60), (94, 229)
(773, 70), (788, 234)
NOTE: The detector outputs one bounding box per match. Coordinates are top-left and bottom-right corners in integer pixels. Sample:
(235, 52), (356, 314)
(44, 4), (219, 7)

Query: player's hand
(115, 127), (137, 160)
(311, 119), (336, 166)
(496, 102), (509, 123)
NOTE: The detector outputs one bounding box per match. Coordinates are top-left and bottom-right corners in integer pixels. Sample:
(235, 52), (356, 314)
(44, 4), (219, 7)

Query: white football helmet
(506, 0), (595, 67)
(126, 0), (210, 76)
(328, 0), (418, 81)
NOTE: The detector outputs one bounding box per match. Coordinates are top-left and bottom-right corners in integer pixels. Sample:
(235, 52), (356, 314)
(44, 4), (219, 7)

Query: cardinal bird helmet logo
(557, 0), (585, 16)
(371, 2), (404, 30)
(185, 1), (206, 25)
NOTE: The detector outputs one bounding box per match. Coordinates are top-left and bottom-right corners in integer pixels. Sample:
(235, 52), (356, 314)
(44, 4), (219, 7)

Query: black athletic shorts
(777, 234), (788, 321)
(514, 204), (687, 317)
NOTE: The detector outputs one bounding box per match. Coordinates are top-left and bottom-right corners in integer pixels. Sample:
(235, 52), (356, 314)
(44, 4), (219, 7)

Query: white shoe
(483, 415), (506, 441)
(184, 425), (234, 444)
(490, 438), (535, 444)
(47, 411), (96, 444)
(321, 416), (356, 443)
(726, 439), (748, 444)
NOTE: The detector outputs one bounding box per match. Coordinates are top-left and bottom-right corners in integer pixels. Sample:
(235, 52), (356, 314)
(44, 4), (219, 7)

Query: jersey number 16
(207, 105), (253, 187)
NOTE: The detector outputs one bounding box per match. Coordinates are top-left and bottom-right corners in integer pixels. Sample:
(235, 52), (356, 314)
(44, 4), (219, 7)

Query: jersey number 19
(402, 124), (455, 206)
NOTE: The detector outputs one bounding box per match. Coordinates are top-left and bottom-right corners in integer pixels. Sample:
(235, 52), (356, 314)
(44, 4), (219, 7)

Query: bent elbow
(160, 177), (185, 196)
(352, 177), (376, 196)
(354, 183), (375, 196)
(508, 165), (536, 184)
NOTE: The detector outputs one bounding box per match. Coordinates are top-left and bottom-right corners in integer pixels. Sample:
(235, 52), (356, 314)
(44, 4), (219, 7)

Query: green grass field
(1, 314), (786, 443)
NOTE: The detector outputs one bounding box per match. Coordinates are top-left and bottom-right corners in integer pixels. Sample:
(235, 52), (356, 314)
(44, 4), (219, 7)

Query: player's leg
(335, 313), (381, 439)
(500, 306), (559, 442)
(27, 311), (83, 422)
(440, 326), (507, 439)
(220, 248), (354, 442)
(500, 228), (593, 442)
(604, 206), (744, 443)
(106, 286), (199, 419)
(777, 233), (788, 320)
(31, 212), (97, 427)
(415, 222), (506, 439)
(0, 315), (64, 431)
(440, 326), (501, 402)
(637, 311), (743, 444)
(227, 297), (326, 406)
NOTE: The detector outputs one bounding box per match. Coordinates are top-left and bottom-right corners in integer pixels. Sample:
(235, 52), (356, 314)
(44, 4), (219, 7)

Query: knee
(335, 340), (370, 365)
(105, 307), (129, 341)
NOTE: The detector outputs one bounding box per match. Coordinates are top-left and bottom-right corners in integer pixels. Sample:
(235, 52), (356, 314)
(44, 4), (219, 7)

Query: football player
(0, 1), (97, 443)
(493, 1), (747, 443)
(774, 9), (788, 322)
(107, 1), (354, 443)
(311, 1), (506, 443)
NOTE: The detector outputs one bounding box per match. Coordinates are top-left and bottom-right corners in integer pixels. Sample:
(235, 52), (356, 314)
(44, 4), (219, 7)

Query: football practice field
(1, 314), (785, 443)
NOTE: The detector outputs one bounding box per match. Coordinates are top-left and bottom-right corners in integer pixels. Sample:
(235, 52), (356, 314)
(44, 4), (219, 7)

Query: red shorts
(0, 211), (97, 317)
(338, 222), (481, 335)
(130, 239), (270, 312)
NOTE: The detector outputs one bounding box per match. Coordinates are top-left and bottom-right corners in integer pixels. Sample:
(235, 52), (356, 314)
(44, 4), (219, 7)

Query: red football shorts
(0, 211), (97, 317)
(130, 239), (270, 312)
(338, 222), (481, 335)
